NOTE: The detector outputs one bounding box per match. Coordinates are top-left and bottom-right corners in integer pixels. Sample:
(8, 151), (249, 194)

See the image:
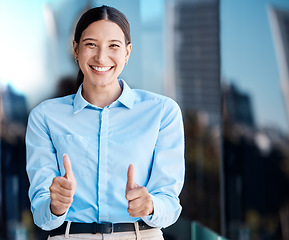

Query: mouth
(90, 65), (114, 72)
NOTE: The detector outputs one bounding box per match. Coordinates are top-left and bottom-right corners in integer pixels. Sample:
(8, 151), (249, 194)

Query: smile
(90, 66), (113, 72)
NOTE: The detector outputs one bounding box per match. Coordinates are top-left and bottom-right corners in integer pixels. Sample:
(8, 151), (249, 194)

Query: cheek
(113, 51), (127, 63)
(78, 46), (94, 58)
(78, 52), (95, 71)
(79, 51), (92, 60)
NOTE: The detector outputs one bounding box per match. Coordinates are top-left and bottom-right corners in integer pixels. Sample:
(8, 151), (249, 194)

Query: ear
(125, 43), (132, 63)
(73, 40), (79, 60)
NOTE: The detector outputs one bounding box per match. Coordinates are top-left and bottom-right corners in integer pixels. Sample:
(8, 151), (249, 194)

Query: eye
(110, 44), (120, 48)
(85, 42), (96, 48)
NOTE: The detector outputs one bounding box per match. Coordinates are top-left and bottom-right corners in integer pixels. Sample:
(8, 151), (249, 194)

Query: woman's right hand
(49, 154), (77, 216)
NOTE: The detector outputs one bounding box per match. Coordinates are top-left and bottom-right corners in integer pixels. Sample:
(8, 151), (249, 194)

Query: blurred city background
(0, 0), (289, 239)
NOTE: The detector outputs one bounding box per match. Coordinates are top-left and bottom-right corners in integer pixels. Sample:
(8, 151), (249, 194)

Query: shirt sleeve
(142, 98), (185, 228)
(26, 103), (67, 230)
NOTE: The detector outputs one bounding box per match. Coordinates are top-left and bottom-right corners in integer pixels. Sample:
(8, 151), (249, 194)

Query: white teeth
(92, 66), (111, 72)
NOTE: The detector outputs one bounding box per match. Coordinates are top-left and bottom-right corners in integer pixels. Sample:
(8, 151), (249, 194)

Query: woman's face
(73, 20), (132, 89)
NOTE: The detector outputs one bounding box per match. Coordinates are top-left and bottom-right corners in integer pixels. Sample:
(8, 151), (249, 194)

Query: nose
(95, 47), (107, 64)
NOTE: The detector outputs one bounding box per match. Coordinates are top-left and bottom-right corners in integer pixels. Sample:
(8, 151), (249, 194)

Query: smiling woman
(72, 7), (132, 108)
(25, 5), (185, 240)
(73, 20), (132, 107)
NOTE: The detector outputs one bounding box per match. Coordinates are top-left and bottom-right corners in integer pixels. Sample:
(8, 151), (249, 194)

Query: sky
(221, 0), (289, 133)
(0, 0), (49, 107)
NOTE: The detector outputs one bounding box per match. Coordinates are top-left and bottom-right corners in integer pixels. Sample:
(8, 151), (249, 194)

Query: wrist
(50, 204), (67, 217)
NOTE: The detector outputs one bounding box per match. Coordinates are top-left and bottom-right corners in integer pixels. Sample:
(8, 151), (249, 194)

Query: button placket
(98, 108), (109, 222)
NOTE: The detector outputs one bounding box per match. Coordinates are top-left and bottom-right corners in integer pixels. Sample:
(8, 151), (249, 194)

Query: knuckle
(128, 202), (134, 209)
(140, 187), (147, 193)
(67, 182), (73, 188)
(52, 177), (60, 183)
(129, 212), (135, 217)
(145, 196), (151, 202)
(50, 185), (56, 192)
(50, 194), (55, 203)
(144, 206), (150, 212)
(125, 194), (131, 201)
(65, 203), (71, 209)
(67, 197), (72, 203)
(67, 191), (73, 198)
(50, 192), (56, 200)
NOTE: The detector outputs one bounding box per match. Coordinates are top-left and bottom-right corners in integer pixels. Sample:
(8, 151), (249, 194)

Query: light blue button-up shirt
(26, 79), (185, 231)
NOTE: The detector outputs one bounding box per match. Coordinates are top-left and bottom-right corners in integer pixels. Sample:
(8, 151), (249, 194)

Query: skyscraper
(172, 0), (222, 234)
(223, 83), (255, 127)
(268, 5), (289, 124)
(175, 0), (220, 125)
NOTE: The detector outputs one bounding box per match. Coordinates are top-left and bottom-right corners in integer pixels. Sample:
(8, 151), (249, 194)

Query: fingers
(50, 155), (77, 216)
(50, 176), (76, 216)
(126, 164), (136, 193)
(49, 177), (75, 213)
(128, 207), (152, 218)
(127, 190), (150, 208)
(50, 197), (72, 216)
(50, 177), (75, 195)
(50, 191), (73, 206)
(125, 164), (154, 217)
(63, 154), (75, 181)
(50, 190), (73, 216)
(126, 186), (145, 201)
(125, 164), (153, 217)
(126, 187), (153, 217)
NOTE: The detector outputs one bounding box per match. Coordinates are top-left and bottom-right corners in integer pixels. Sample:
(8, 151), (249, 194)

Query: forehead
(81, 20), (125, 41)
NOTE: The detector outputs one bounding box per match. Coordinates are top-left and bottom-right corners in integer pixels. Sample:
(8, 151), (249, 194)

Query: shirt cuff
(39, 198), (68, 230)
(141, 194), (164, 228)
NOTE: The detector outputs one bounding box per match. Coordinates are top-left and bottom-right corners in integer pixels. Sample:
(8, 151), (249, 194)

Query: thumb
(63, 154), (75, 181)
(126, 164), (137, 192)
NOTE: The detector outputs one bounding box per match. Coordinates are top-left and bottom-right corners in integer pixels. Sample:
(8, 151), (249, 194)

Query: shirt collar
(73, 79), (135, 114)
(73, 84), (89, 114)
(117, 79), (135, 109)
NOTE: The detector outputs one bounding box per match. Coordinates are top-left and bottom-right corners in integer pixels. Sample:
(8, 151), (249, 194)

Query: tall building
(268, 5), (289, 124)
(175, 0), (220, 125)
(172, 0), (223, 235)
(223, 83), (255, 127)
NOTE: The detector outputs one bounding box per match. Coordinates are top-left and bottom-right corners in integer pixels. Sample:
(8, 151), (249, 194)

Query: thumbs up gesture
(49, 154), (77, 216)
(125, 164), (154, 217)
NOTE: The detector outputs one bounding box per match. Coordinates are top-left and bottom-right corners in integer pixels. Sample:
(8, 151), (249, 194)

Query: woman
(26, 5), (184, 239)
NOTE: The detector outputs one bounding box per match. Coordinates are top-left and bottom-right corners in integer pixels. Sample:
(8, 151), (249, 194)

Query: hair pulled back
(74, 5), (131, 88)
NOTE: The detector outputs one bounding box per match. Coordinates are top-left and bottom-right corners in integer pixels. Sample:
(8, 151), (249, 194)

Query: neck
(82, 80), (122, 108)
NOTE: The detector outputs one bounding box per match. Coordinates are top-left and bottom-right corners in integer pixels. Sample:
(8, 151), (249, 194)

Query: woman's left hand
(125, 164), (154, 217)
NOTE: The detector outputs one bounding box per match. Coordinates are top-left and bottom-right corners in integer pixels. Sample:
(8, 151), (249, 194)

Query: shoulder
(132, 89), (180, 110)
(132, 89), (182, 118)
(131, 90), (184, 130)
(29, 94), (75, 118)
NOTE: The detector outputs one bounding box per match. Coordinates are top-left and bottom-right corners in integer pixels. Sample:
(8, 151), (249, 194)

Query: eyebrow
(110, 40), (123, 44)
(82, 38), (123, 44)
